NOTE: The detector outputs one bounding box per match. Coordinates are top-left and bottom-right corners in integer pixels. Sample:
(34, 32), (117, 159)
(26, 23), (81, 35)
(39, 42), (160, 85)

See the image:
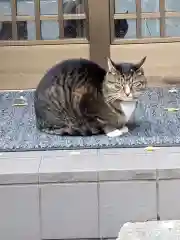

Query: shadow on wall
(0, 0), (129, 40)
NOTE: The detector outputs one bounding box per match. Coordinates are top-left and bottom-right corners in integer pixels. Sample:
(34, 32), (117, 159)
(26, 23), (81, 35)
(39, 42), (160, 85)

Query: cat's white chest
(121, 101), (136, 122)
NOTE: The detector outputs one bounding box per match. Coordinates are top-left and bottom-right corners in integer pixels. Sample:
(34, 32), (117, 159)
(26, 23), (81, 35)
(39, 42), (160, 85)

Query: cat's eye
(136, 72), (142, 76)
(133, 82), (142, 88)
(136, 70), (143, 76)
(109, 70), (117, 76)
(115, 83), (122, 89)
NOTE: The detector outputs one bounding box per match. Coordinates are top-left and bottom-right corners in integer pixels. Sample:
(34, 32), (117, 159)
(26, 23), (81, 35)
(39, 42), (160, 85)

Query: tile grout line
(156, 169), (160, 221)
(38, 155), (43, 240)
(97, 149), (101, 239)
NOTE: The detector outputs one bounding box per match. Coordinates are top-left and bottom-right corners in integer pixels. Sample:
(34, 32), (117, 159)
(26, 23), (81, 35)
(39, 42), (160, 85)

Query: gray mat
(0, 87), (180, 152)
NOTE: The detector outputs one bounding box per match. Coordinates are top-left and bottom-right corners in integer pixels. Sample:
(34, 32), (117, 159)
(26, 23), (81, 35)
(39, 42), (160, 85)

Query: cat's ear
(134, 56), (147, 70)
(107, 57), (117, 75)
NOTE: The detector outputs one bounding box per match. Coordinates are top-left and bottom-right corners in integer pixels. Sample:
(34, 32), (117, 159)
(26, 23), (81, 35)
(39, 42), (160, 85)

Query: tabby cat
(34, 57), (147, 137)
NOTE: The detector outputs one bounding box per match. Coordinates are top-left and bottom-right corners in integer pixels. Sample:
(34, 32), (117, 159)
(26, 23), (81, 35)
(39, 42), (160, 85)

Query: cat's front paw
(120, 126), (129, 134)
(104, 126), (129, 137)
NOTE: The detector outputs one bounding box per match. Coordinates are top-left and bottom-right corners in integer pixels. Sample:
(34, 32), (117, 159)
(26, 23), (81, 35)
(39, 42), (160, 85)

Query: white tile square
(98, 148), (157, 181)
(157, 150), (180, 179)
(41, 182), (98, 239)
(39, 149), (98, 183)
(99, 181), (157, 238)
(0, 152), (41, 184)
(159, 180), (180, 220)
(0, 185), (40, 240)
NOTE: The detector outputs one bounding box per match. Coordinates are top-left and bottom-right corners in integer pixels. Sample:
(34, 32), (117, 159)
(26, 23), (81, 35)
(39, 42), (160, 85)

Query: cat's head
(103, 57), (147, 102)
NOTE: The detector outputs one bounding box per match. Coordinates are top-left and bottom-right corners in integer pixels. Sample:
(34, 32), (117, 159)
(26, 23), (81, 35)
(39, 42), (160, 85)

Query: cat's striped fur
(34, 57), (147, 136)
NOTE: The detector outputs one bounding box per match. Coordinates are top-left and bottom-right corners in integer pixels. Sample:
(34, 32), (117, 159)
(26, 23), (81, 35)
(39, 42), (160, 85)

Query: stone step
(117, 220), (180, 240)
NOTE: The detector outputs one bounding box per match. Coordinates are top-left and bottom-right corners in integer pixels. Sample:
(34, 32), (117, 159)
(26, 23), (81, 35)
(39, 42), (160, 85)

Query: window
(0, 0), (88, 44)
(1, 0), (180, 55)
(111, 0), (180, 44)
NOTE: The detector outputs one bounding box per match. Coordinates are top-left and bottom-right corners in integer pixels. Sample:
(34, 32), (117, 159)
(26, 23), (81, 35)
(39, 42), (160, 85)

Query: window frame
(110, 0), (180, 45)
(0, 0), (89, 46)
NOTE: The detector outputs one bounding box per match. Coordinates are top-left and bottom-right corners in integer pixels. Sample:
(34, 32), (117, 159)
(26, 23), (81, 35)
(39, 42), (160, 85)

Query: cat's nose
(124, 84), (131, 96)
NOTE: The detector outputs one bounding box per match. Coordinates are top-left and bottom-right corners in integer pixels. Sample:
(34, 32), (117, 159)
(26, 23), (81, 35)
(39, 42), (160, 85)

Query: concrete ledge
(0, 147), (180, 239)
(39, 147), (180, 183)
(0, 151), (41, 184)
(39, 149), (98, 183)
(98, 148), (157, 181)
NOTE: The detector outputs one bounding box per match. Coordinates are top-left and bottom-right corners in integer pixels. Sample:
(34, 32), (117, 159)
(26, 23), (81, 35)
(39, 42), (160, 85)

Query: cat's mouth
(121, 91), (141, 102)
(123, 99), (137, 103)
(120, 95), (138, 102)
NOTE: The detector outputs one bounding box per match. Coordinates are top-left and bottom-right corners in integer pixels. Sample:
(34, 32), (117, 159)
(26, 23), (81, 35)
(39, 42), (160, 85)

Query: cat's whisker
(106, 93), (122, 103)
(106, 94), (118, 101)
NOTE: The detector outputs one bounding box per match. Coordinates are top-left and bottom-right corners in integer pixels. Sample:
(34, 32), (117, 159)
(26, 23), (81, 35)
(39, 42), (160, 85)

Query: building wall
(0, 44), (89, 90)
(1, 0), (180, 89)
